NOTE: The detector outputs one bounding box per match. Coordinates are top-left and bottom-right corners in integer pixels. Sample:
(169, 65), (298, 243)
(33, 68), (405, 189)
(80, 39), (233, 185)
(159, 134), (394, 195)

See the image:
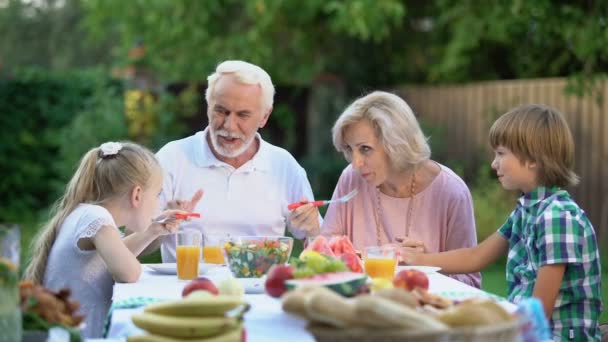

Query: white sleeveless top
(43, 204), (120, 338)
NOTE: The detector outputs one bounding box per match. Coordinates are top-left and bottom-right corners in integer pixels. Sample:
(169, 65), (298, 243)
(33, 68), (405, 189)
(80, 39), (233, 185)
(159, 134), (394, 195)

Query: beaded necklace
(372, 170), (416, 245)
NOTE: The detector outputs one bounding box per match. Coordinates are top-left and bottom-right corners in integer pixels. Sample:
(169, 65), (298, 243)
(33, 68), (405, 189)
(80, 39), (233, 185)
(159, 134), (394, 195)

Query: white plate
(235, 277), (265, 294)
(396, 265), (442, 274)
(146, 263), (213, 275)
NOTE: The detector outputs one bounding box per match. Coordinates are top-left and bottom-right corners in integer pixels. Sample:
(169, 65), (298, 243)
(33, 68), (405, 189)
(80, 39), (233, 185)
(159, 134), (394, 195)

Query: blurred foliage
(80, 0), (407, 86)
(431, 0), (608, 85)
(0, 0), (114, 72)
(146, 86), (202, 150)
(470, 167), (519, 241)
(0, 68), (123, 221)
(1, 0), (606, 93)
(75, 0), (607, 94)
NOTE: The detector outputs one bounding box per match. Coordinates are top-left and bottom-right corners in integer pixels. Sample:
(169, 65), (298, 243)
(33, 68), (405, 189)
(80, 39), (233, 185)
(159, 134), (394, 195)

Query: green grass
(481, 259), (508, 298)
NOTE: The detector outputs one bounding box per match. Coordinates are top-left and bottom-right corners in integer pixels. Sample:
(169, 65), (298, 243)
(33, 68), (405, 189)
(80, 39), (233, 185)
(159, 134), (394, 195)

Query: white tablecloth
(106, 265), (515, 341)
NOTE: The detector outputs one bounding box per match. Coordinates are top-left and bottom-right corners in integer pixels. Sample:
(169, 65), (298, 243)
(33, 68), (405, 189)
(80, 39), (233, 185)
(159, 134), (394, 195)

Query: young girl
(403, 104), (602, 341)
(24, 141), (188, 338)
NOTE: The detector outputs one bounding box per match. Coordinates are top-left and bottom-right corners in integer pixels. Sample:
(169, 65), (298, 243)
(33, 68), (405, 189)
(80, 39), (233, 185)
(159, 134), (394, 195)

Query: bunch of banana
(128, 292), (248, 342)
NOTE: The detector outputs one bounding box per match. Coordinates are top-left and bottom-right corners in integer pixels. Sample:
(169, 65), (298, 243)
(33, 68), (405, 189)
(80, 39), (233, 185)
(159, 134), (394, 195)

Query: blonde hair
(332, 91), (431, 171)
(489, 104), (578, 188)
(205, 60), (275, 111)
(24, 142), (160, 284)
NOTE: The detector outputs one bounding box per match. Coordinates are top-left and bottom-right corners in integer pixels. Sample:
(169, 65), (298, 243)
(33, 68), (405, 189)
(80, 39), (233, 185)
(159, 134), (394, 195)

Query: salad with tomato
(223, 237), (292, 278)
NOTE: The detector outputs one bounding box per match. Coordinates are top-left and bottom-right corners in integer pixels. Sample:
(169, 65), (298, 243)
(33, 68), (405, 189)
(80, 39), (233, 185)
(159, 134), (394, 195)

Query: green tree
(431, 0), (608, 89)
(81, 0), (406, 85)
(0, 0), (114, 72)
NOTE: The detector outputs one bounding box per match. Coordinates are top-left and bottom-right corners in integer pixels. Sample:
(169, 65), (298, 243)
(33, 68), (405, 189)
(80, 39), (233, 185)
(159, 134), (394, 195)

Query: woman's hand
(288, 197), (320, 237)
(166, 189), (204, 211)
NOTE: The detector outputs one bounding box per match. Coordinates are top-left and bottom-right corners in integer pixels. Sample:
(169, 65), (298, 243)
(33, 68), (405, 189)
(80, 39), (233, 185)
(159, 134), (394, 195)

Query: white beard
(209, 128), (256, 158)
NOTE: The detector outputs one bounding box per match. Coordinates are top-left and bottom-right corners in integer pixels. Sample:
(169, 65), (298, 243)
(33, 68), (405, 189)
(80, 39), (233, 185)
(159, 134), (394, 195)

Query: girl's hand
(167, 189), (204, 211)
(288, 197), (320, 237)
(149, 209), (189, 236)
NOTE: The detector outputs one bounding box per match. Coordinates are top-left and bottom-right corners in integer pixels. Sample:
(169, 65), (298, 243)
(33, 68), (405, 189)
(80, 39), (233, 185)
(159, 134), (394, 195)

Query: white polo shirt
(156, 128), (317, 262)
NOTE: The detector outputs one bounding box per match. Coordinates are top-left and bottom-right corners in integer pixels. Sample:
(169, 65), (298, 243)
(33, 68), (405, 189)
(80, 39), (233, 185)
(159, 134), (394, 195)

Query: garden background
(1, 0), (606, 323)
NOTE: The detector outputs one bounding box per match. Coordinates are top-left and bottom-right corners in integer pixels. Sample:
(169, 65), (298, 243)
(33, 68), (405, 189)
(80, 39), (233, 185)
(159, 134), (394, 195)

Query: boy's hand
(396, 236), (427, 253)
(396, 237), (427, 263)
(399, 247), (422, 265)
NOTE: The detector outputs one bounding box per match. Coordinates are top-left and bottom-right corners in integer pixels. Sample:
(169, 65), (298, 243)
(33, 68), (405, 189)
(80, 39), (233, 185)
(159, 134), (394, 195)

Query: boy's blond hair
(489, 104), (579, 188)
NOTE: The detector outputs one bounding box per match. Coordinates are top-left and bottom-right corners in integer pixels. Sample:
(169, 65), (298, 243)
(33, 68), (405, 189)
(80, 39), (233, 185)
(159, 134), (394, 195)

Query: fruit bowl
(222, 236), (293, 278)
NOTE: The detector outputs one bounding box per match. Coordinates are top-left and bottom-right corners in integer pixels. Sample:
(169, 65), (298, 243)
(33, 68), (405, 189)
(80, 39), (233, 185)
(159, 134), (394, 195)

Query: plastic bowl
(222, 236), (293, 278)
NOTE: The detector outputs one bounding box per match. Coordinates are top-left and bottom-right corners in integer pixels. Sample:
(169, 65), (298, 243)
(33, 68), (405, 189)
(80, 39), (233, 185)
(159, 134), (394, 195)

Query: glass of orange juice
(176, 230), (202, 280)
(364, 246), (397, 280)
(203, 233), (226, 265)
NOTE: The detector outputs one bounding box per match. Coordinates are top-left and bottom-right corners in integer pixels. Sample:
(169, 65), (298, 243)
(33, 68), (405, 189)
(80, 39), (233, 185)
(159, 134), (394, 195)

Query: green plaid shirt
(497, 186), (602, 341)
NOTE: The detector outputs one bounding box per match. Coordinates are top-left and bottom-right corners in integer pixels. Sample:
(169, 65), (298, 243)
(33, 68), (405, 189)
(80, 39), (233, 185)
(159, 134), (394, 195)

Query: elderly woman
(321, 91), (481, 288)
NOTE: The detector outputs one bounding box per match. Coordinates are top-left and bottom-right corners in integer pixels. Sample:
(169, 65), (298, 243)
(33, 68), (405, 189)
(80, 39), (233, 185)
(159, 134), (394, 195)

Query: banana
(144, 295), (245, 317)
(303, 286), (360, 328)
(131, 312), (238, 338)
(127, 325), (242, 342)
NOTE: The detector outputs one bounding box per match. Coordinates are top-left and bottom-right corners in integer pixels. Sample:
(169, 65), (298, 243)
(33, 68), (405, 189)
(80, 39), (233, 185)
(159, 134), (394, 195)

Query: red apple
(182, 277), (219, 297)
(265, 264), (295, 298)
(393, 269), (429, 291)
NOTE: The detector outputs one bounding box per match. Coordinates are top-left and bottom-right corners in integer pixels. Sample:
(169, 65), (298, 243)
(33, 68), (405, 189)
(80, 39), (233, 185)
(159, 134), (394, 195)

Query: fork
(152, 212), (201, 224)
(287, 189), (359, 210)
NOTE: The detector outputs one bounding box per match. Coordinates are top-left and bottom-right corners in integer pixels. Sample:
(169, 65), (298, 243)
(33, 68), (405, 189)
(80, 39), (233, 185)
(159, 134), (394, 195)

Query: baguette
(354, 295), (448, 330)
(281, 285), (318, 320)
(374, 288), (418, 308)
(304, 286), (358, 328)
(437, 299), (514, 327)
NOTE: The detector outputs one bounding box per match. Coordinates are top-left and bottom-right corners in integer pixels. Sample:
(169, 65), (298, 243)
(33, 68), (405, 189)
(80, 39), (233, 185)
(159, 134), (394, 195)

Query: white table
(106, 265), (516, 341)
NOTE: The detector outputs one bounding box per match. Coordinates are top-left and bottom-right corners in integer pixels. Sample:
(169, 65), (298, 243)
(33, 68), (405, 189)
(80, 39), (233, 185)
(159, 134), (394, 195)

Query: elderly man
(157, 60), (320, 262)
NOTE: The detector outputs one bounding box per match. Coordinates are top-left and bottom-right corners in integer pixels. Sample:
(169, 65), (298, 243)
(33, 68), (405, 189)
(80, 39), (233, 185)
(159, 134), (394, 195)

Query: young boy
(403, 104), (603, 340)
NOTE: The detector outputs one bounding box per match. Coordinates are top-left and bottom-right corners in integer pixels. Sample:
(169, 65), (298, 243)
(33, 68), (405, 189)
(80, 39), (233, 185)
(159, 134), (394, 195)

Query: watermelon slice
(329, 236), (358, 256)
(305, 235), (364, 272)
(305, 235), (335, 257)
(340, 252), (364, 273)
(285, 271), (367, 297)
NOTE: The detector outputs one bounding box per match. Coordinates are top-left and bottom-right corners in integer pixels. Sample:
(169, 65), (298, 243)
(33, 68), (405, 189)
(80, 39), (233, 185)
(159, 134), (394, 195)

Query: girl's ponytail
(24, 148), (100, 283)
(24, 141), (159, 283)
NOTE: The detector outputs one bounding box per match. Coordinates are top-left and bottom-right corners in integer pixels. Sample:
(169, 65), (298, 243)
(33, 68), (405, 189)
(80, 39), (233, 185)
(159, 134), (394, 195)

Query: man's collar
(518, 186), (562, 208)
(196, 127), (272, 172)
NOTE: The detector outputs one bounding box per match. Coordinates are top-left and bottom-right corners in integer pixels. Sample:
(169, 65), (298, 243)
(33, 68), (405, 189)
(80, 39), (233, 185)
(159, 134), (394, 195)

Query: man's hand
(288, 197), (320, 237)
(167, 189), (204, 211)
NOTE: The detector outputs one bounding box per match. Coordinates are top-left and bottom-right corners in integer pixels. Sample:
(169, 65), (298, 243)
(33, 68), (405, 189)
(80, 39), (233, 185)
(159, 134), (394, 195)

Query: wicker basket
(308, 320), (521, 342)
(449, 320), (521, 342)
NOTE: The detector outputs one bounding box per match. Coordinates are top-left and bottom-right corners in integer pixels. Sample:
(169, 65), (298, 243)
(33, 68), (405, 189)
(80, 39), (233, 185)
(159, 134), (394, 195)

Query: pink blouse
(321, 163), (481, 288)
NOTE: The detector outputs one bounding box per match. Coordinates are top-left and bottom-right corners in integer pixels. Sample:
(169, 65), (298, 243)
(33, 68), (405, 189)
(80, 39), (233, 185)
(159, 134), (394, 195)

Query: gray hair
(205, 60), (275, 111)
(332, 91), (431, 171)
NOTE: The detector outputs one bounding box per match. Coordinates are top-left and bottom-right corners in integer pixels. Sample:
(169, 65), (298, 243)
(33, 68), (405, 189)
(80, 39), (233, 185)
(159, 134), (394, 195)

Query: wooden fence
(395, 78), (607, 241)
